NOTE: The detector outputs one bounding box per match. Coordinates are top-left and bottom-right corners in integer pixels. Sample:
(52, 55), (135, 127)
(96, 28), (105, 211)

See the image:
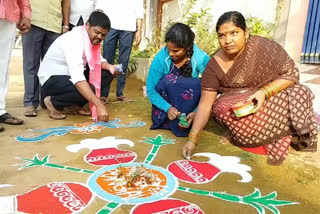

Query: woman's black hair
(88, 11), (111, 31)
(216, 11), (246, 32)
(165, 23), (195, 48)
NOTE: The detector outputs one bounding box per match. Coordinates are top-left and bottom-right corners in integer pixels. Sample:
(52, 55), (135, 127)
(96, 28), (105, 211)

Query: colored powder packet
(115, 64), (124, 74)
(232, 101), (255, 118)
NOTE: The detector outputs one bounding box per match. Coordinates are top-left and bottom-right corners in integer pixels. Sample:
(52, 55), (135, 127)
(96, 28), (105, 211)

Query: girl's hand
(168, 107), (180, 120)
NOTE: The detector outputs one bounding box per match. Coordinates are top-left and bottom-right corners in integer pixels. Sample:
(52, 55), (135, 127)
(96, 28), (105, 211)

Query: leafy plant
(182, 5), (219, 56)
(246, 16), (275, 38)
(135, 0), (276, 58)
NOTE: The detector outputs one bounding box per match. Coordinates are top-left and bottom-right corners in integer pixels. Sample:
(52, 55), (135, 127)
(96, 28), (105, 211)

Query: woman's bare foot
(44, 96), (66, 120)
(219, 133), (231, 144)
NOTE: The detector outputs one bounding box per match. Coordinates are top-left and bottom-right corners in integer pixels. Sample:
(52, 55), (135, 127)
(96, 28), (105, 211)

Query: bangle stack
(188, 130), (201, 146)
(260, 82), (278, 100)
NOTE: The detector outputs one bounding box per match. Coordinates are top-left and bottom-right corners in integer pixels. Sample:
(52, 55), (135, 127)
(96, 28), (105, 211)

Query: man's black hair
(88, 11), (111, 31)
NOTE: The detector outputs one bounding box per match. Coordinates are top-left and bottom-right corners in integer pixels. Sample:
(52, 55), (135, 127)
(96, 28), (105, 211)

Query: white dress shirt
(70, 0), (96, 25)
(38, 26), (105, 86)
(95, 0), (144, 32)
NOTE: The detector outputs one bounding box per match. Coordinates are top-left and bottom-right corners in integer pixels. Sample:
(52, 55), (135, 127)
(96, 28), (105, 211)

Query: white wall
(162, 0), (278, 29)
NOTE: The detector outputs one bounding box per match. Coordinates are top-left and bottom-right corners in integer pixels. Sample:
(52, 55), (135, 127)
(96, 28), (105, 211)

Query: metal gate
(301, 0), (320, 64)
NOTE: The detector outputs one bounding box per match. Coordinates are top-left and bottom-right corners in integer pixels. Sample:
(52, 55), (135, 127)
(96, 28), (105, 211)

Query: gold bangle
(260, 88), (269, 99)
(265, 84), (274, 97)
(188, 130), (201, 145)
(270, 82), (279, 94)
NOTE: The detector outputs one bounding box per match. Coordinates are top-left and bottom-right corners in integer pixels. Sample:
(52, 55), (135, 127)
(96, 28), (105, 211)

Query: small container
(232, 101), (255, 118)
(178, 113), (189, 127)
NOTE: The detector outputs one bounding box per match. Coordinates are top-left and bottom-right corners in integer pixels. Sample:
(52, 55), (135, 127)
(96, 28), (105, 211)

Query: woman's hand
(247, 90), (266, 113)
(178, 112), (195, 128)
(168, 107), (180, 120)
(182, 140), (196, 160)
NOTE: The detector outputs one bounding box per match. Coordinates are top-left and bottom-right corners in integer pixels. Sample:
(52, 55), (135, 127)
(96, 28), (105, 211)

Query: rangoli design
(8, 135), (298, 214)
(66, 137), (137, 166)
(0, 182), (93, 213)
(16, 119), (146, 142)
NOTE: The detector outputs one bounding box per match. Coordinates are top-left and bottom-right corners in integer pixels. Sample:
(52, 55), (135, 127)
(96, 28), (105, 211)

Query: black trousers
(41, 76), (87, 110)
(41, 66), (93, 110)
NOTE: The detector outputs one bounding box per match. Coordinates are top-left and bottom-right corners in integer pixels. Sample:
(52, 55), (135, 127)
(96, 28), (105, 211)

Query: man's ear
(85, 22), (90, 30)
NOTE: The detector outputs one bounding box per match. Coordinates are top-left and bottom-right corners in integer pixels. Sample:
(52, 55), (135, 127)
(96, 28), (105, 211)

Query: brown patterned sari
(201, 35), (318, 165)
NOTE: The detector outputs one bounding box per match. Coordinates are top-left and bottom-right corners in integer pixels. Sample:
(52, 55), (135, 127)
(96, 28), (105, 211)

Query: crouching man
(38, 11), (119, 121)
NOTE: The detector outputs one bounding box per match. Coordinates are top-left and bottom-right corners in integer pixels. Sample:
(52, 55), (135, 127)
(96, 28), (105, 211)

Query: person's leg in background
(22, 25), (44, 116)
(22, 25), (60, 117)
(101, 28), (119, 103)
(38, 30), (60, 109)
(116, 30), (135, 102)
(0, 19), (24, 131)
(22, 26), (59, 117)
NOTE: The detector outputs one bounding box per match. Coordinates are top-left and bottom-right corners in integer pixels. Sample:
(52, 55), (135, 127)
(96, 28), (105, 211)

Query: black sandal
(0, 113), (24, 125)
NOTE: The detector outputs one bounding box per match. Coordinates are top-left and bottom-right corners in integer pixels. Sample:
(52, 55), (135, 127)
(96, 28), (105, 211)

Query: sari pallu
(201, 35), (318, 164)
(151, 62), (201, 137)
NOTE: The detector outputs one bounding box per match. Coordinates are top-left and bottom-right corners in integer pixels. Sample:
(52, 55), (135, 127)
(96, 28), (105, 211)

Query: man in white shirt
(96, 0), (144, 103)
(69, 0), (96, 30)
(38, 11), (119, 121)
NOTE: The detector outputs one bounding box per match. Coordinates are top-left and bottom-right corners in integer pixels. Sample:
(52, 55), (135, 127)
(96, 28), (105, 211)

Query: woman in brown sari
(182, 11), (318, 165)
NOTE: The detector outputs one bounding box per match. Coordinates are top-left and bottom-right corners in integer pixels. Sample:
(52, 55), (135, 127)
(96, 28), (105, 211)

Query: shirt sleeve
(135, 0), (144, 19)
(101, 57), (107, 63)
(146, 52), (171, 112)
(63, 34), (87, 85)
(201, 57), (220, 91)
(199, 51), (210, 75)
(18, 0), (31, 19)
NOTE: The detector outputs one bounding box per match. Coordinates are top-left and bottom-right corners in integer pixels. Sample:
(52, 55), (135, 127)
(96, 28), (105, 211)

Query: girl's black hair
(216, 11), (246, 32)
(165, 23), (195, 48)
(165, 23), (195, 78)
(88, 11), (111, 31)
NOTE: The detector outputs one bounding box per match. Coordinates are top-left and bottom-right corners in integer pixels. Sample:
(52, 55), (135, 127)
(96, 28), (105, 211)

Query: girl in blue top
(146, 23), (210, 136)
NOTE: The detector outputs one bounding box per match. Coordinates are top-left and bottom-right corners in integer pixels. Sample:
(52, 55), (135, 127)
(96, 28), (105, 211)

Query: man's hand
(17, 17), (31, 34)
(182, 140), (196, 160)
(62, 27), (69, 34)
(133, 30), (142, 46)
(97, 104), (109, 122)
(167, 106), (180, 120)
(102, 62), (122, 77)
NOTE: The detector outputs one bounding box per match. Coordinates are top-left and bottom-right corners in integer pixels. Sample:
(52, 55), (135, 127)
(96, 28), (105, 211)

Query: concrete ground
(0, 52), (319, 214)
